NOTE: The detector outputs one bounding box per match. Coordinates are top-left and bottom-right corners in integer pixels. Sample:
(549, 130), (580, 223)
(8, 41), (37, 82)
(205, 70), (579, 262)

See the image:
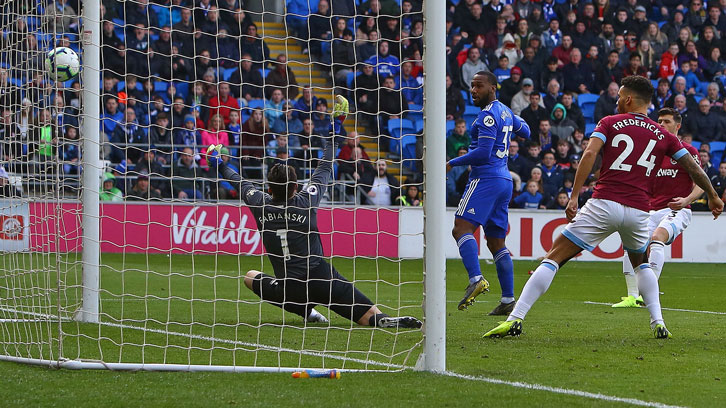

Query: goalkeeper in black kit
(207, 95), (421, 329)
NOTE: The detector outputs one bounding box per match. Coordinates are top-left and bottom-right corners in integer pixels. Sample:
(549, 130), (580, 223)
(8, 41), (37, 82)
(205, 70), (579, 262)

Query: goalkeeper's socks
(622, 255), (639, 298)
(635, 263), (664, 326)
(457, 234), (482, 284)
(648, 241), (666, 279)
(369, 313), (389, 327)
(493, 247), (515, 300)
(507, 259), (558, 321)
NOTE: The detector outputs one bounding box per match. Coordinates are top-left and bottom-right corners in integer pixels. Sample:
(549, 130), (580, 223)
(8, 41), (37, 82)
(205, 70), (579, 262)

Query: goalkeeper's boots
(483, 319), (523, 338)
(653, 324), (672, 339)
(205, 144), (223, 169)
(488, 301), (516, 316)
(457, 278), (489, 310)
(378, 316), (423, 329)
(611, 295), (642, 308)
(305, 311), (329, 324)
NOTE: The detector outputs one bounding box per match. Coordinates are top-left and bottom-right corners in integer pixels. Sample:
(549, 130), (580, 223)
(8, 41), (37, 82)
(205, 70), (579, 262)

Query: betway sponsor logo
(656, 168), (679, 178)
(172, 207), (260, 252)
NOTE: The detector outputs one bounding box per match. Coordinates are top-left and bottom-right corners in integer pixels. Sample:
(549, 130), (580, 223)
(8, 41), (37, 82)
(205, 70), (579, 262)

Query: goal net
(0, 0), (442, 372)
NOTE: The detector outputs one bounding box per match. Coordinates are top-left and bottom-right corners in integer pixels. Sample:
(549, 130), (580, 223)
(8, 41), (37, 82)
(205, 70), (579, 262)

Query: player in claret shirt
(484, 76), (723, 339)
(612, 108), (703, 308)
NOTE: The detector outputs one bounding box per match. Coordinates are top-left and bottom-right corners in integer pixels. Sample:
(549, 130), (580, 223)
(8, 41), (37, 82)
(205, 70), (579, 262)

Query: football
(45, 47), (80, 82)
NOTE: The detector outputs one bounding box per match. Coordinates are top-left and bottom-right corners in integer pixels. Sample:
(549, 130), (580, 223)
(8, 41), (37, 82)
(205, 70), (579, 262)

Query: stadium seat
(463, 105), (480, 126)
(577, 94), (599, 122)
(154, 81), (169, 93)
(694, 95), (703, 103)
(415, 119), (424, 133)
(690, 141), (701, 150)
(460, 89), (472, 105)
(407, 104), (423, 123)
(248, 99), (265, 110)
(259, 68), (270, 78)
(174, 82), (189, 99)
(388, 118), (415, 153)
(346, 71), (359, 88)
(222, 68), (236, 81)
(446, 120), (455, 133)
(710, 141), (726, 167)
(585, 123), (596, 137)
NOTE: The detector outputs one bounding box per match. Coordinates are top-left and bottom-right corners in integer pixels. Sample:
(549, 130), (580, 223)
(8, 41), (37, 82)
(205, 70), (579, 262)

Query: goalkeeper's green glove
(331, 94), (349, 123)
(205, 144), (223, 169)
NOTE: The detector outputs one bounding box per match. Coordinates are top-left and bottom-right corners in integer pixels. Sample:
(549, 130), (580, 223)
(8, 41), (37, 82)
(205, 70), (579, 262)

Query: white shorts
(647, 208), (692, 245)
(563, 198), (650, 254)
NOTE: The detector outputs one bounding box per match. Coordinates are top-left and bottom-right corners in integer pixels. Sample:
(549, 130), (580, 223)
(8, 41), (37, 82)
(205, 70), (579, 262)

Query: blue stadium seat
(460, 89), (472, 105)
(259, 68), (270, 78)
(248, 99), (265, 110)
(585, 123), (596, 137)
(415, 119), (424, 133)
(222, 68), (237, 81)
(446, 120), (455, 133)
(690, 141), (701, 150)
(710, 141), (726, 166)
(694, 95), (703, 103)
(577, 93), (599, 122)
(154, 81), (169, 93)
(406, 103), (423, 123)
(388, 118), (415, 153)
(346, 71), (359, 88)
(463, 105), (479, 125)
(174, 81), (189, 99)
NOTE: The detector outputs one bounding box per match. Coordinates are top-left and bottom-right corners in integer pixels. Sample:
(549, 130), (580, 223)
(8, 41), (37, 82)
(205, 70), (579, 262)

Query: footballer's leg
(244, 270), (328, 323)
(612, 255), (642, 308)
(484, 179), (516, 316)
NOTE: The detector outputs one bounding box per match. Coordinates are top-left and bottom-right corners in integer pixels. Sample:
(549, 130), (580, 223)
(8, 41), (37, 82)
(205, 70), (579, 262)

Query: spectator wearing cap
(562, 48), (594, 94)
(174, 115), (202, 154)
(549, 103), (576, 146)
(135, 147), (167, 197)
(460, 47), (489, 90)
(541, 18), (562, 53)
(511, 77), (538, 116)
(500, 66), (524, 107)
(365, 41), (400, 78)
(630, 5), (650, 36)
(595, 82), (619, 123)
(126, 172), (162, 201)
(100, 172), (123, 202)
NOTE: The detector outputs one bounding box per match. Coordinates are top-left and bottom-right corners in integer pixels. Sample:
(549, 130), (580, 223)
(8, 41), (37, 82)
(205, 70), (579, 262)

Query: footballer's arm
(676, 153), (724, 218)
(668, 185), (704, 210)
(566, 136), (604, 221)
(216, 157), (266, 206)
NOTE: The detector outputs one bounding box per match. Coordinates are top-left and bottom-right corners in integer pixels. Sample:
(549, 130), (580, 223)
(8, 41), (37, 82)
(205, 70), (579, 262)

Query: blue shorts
(455, 177), (512, 239)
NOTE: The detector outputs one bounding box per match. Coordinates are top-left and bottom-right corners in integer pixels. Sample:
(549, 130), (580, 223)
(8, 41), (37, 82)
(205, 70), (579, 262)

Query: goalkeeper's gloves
(205, 144), (223, 169)
(331, 94), (349, 123)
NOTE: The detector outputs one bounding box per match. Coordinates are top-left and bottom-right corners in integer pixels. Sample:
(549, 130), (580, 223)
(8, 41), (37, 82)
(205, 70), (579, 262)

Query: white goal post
(0, 0), (446, 373)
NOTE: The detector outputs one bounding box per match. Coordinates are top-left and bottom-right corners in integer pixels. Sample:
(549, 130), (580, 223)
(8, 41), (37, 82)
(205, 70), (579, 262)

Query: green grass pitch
(1, 254), (724, 407)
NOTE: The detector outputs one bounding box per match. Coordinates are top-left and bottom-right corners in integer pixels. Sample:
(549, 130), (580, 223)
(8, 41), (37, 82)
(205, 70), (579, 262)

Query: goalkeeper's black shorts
(251, 259), (374, 322)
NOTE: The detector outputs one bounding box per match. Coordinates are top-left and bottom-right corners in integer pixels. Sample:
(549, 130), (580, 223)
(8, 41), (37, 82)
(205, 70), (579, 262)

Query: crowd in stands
(3, 0), (726, 207)
(443, 0), (726, 209)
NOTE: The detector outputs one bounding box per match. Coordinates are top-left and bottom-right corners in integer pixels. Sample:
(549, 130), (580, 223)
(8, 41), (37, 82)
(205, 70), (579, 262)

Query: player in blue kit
(447, 71), (531, 316)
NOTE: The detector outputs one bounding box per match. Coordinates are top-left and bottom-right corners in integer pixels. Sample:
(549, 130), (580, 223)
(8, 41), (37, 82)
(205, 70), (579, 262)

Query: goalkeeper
(207, 96), (421, 329)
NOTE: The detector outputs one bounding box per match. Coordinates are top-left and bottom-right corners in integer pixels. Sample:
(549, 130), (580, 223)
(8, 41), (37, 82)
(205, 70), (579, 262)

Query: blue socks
(457, 234), (482, 284)
(494, 247), (515, 300)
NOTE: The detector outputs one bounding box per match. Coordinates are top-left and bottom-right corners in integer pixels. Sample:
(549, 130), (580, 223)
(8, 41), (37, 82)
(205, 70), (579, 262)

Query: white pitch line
(584, 301), (726, 315)
(442, 371), (686, 408)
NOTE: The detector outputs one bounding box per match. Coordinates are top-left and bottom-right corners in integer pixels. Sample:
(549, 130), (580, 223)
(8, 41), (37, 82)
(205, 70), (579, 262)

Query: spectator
(397, 61), (423, 106)
(704, 47), (726, 80)
(563, 48), (594, 94)
(540, 57), (564, 97)
(666, 77), (698, 110)
(332, 29), (355, 86)
(549, 103), (577, 144)
(126, 172), (162, 201)
(711, 162), (726, 198)
(612, 34), (630, 66)
(100, 172), (123, 202)
(208, 82), (240, 126)
(171, 147), (203, 200)
(264, 88), (286, 130)
(548, 190), (571, 209)
(538, 151), (564, 201)
(659, 43), (680, 81)
(674, 60), (701, 94)
(595, 50), (624, 93)
(685, 0), (706, 33)
(566, 129), (586, 155)
(521, 141), (542, 179)
(700, 150), (718, 178)
(687, 98), (723, 142)
(43, 0), (79, 33)
(704, 4), (726, 36)
(495, 34), (523, 68)
(216, 146), (241, 199)
(460, 47), (489, 90)
(521, 92), (548, 132)
(126, 24), (152, 77)
(542, 18), (563, 53)
(294, 118), (322, 164)
(513, 18), (533, 49)
(553, 138), (572, 167)
(446, 119), (471, 160)
(240, 23), (270, 68)
(362, 160), (400, 206)
(307, 0), (333, 56)
(366, 41), (400, 78)
(101, 97), (124, 138)
(110, 109), (147, 164)
(149, 113), (173, 162)
(397, 184), (423, 206)
(229, 53), (264, 101)
(500, 66), (523, 107)
(446, 74), (466, 120)
(135, 147), (166, 197)
(651, 78), (673, 117)
(338, 146), (375, 202)
(527, 6), (548, 36)
(272, 102), (304, 136)
(492, 55), (511, 83)
(636, 40), (658, 77)
(355, 31), (378, 63)
(559, 93), (585, 130)
(517, 47), (543, 89)
(265, 54), (299, 100)
(511, 78), (537, 116)
(241, 108), (270, 175)
(446, 146), (469, 206)
(514, 180), (545, 209)
(266, 134), (290, 158)
(294, 86), (318, 121)
(60, 126), (80, 175)
(705, 82), (722, 107)
(622, 53), (649, 78)
(312, 99), (337, 137)
(461, 3), (488, 40)
(172, 8), (195, 56)
(354, 63), (382, 123)
(337, 132), (369, 161)
(543, 78), (562, 114)
(174, 115), (202, 154)
(551, 35), (574, 66)
(507, 139), (529, 181)
(595, 82), (619, 123)
(201, 114), (230, 152)
(379, 76), (409, 133)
